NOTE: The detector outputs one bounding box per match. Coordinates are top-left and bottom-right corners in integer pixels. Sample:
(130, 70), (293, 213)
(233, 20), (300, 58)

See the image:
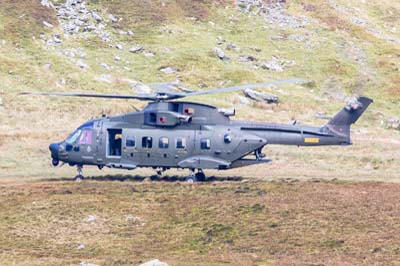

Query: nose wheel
(74, 165), (84, 182)
(52, 159), (59, 167)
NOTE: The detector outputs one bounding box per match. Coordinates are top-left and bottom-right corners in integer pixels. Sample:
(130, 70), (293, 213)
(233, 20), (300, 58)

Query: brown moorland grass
(1, 179), (400, 265)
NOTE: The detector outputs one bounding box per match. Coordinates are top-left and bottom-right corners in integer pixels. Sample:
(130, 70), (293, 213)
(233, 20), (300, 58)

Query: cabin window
(200, 138), (211, 150)
(224, 134), (232, 144)
(142, 136), (153, 149)
(159, 137), (169, 149)
(126, 136), (135, 147)
(78, 129), (93, 145)
(176, 137), (186, 149)
(149, 113), (157, 123)
(107, 129), (122, 157)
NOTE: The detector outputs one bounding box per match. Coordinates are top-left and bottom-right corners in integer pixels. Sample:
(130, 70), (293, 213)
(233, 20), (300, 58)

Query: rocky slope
(0, 0), (399, 179)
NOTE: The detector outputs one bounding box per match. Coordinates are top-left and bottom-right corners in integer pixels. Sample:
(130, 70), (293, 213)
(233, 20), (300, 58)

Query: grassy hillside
(0, 0), (399, 179)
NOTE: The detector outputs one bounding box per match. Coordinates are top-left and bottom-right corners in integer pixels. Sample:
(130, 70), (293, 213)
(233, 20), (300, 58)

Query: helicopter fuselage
(49, 99), (369, 175)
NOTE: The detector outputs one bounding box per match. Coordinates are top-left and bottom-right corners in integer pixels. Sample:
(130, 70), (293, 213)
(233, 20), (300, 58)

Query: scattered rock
(114, 56), (121, 61)
(125, 215), (140, 221)
(143, 51), (156, 57)
(41, 0), (54, 8)
(85, 215), (96, 223)
(159, 66), (178, 74)
(51, 0), (112, 42)
(237, 1), (312, 29)
(226, 43), (240, 51)
(237, 95), (250, 105)
(100, 62), (110, 70)
(288, 34), (308, 43)
(270, 35), (286, 41)
(95, 74), (113, 83)
(108, 14), (118, 23)
(115, 44), (123, 50)
(303, 4), (316, 12)
(261, 61), (283, 72)
(315, 111), (330, 120)
(43, 21), (53, 28)
(129, 45), (143, 53)
(351, 17), (366, 26)
(127, 30), (134, 36)
(386, 117), (400, 130)
(92, 12), (103, 22)
(216, 36), (225, 45)
(80, 262), (98, 266)
(42, 63), (52, 72)
(238, 55), (257, 62)
(260, 57), (295, 72)
(77, 243), (86, 250)
(53, 35), (62, 44)
(243, 89), (279, 103)
(56, 79), (66, 88)
(215, 47), (228, 60)
(139, 259), (169, 266)
(76, 60), (88, 69)
(131, 81), (152, 94)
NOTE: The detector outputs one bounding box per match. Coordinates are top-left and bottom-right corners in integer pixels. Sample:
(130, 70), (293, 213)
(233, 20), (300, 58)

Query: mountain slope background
(1, 1), (400, 266)
(0, 0), (399, 179)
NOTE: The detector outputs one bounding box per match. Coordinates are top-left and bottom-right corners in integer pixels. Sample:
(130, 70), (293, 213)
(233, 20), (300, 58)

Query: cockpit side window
(78, 129), (93, 145)
(66, 129), (81, 144)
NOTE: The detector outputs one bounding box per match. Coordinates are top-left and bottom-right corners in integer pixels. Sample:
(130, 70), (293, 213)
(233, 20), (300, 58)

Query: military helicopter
(22, 79), (372, 182)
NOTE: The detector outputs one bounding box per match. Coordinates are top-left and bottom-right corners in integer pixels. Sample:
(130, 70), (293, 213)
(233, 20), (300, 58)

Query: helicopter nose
(49, 143), (59, 162)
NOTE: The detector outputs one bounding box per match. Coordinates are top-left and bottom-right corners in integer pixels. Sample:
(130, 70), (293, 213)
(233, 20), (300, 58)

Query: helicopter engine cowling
(144, 110), (191, 127)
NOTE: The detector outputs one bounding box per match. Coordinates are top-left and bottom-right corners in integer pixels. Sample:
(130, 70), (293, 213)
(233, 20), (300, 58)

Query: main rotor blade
(20, 91), (156, 100)
(183, 78), (305, 97)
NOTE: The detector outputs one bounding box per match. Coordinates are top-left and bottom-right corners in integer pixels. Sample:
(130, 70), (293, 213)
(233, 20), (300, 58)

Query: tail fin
(326, 96), (373, 138)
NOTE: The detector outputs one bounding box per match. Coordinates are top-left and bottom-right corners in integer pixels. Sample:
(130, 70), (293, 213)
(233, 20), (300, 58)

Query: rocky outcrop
(243, 89), (279, 103)
(139, 259), (169, 266)
(236, 0), (312, 29)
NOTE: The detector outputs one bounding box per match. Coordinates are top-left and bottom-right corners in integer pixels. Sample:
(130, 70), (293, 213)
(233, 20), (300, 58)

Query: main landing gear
(75, 165), (84, 182)
(185, 169), (206, 183)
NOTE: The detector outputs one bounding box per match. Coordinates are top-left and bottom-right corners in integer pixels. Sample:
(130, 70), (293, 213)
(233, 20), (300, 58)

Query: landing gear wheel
(195, 172), (206, 182)
(185, 176), (197, 183)
(74, 174), (84, 182)
(52, 159), (59, 167)
(186, 169), (196, 183)
(75, 165), (84, 182)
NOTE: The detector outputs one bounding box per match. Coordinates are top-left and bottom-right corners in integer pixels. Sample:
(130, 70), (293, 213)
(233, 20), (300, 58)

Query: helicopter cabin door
(106, 128), (122, 162)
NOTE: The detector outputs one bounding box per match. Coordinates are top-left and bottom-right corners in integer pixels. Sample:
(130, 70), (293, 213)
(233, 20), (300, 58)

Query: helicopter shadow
(43, 174), (244, 183)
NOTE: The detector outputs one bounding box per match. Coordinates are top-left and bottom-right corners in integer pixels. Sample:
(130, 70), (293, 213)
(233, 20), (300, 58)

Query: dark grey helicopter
(22, 79), (372, 182)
